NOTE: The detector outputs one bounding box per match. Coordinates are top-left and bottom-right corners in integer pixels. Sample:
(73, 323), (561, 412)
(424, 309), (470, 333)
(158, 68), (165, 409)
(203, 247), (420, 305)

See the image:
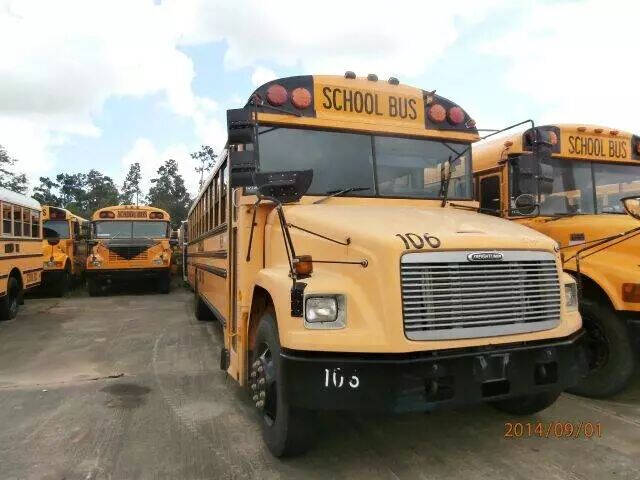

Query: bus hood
(282, 203), (557, 252)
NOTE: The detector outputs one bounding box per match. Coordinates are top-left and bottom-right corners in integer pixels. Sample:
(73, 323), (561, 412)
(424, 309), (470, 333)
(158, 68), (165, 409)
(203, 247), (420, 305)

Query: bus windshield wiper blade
(313, 187), (371, 204)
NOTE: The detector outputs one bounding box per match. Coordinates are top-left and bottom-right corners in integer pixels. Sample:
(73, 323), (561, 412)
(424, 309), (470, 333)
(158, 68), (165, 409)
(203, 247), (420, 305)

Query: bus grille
(108, 246), (149, 261)
(401, 251), (561, 340)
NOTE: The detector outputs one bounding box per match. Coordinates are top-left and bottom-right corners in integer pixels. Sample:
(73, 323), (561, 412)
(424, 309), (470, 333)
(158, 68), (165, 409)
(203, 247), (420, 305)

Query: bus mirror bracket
(253, 170), (313, 205)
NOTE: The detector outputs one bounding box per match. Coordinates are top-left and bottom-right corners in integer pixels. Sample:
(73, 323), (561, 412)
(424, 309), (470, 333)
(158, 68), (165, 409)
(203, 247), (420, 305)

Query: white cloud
(480, 0), (640, 133)
(251, 66), (277, 87)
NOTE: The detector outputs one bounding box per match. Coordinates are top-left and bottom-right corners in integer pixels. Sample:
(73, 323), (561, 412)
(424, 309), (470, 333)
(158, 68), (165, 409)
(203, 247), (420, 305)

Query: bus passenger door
(478, 174), (502, 216)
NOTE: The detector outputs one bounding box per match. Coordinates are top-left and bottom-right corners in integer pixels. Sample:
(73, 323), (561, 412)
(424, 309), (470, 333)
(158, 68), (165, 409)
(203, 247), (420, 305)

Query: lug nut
(252, 395), (258, 401)
(251, 384), (257, 391)
(259, 391), (265, 399)
(257, 366), (264, 373)
(258, 378), (265, 386)
(256, 400), (264, 408)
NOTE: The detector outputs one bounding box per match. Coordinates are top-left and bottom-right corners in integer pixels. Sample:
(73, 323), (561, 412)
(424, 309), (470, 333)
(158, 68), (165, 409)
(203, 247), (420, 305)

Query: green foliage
(147, 158), (191, 227)
(0, 145), (28, 194)
(191, 145), (217, 190)
(32, 176), (62, 206)
(121, 162), (143, 204)
(85, 169), (119, 217)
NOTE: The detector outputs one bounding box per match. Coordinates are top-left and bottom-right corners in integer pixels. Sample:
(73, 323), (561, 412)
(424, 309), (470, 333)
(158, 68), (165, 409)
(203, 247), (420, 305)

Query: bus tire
(251, 311), (315, 457)
(490, 390), (561, 415)
(158, 272), (171, 294)
(567, 300), (635, 398)
(0, 277), (20, 320)
(194, 294), (212, 321)
(55, 269), (71, 297)
(88, 278), (101, 297)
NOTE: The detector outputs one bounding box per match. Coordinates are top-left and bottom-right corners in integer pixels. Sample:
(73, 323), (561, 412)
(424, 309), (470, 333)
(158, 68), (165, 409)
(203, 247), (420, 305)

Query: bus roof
(91, 204), (170, 221)
(246, 74), (479, 143)
(0, 187), (40, 210)
(42, 205), (87, 223)
(473, 123), (640, 173)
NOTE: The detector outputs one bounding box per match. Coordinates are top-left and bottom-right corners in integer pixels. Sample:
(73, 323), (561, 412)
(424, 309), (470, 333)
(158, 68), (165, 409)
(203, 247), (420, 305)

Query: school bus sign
(561, 131), (632, 161)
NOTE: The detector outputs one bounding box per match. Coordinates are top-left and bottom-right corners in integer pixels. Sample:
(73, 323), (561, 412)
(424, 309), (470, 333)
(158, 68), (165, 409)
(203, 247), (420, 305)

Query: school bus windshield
(94, 220), (169, 239)
(510, 156), (640, 215)
(258, 127), (472, 199)
(43, 220), (70, 239)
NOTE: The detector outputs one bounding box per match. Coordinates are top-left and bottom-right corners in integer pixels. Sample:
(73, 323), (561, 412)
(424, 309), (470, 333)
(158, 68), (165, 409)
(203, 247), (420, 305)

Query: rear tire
(491, 390), (561, 415)
(88, 278), (101, 297)
(567, 300), (635, 398)
(0, 277), (21, 320)
(157, 272), (171, 294)
(251, 311), (315, 457)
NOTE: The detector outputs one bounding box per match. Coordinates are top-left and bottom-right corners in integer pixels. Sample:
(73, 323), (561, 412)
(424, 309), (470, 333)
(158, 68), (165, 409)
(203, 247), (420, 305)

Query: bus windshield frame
(43, 220), (71, 239)
(509, 155), (640, 216)
(93, 220), (170, 239)
(257, 126), (473, 201)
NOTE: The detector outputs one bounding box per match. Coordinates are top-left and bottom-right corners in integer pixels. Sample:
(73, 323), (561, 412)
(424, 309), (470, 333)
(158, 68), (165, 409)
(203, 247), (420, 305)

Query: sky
(1, 0), (638, 198)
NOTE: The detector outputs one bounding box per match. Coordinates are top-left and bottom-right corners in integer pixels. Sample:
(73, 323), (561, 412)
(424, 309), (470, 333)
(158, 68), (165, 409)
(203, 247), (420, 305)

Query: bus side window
(2, 203), (12, 236)
(221, 162), (228, 224)
(31, 210), (40, 238)
(480, 176), (501, 215)
(23, 208), (31, 237)
(13, 206), (23, 237)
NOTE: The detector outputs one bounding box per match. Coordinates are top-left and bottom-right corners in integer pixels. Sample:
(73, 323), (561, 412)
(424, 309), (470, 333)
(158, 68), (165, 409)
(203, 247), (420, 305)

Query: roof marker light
(610, 130), (619, 136)
(344, 71), (356, 79)
(388, 77), (399, 85)
(577, 126), (586, 132)
(428, 104), (446, 123)
(291, 87), (312, 109)
(447, 106), (465, 125)
(266, 84), (288, 106)
(594, 128), (603, 134)
(367, 73), (378, 81)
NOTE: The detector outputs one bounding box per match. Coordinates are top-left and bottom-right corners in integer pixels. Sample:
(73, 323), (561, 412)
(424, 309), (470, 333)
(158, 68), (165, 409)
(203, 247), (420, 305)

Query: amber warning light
(266, 84), (312, 110)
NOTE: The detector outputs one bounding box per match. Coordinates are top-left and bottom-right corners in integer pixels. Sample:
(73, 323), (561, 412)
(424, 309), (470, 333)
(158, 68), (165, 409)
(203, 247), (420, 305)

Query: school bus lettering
(567, 135), (628, 159)
(320, 86), (419, 121)
(117, 210), (148, 218)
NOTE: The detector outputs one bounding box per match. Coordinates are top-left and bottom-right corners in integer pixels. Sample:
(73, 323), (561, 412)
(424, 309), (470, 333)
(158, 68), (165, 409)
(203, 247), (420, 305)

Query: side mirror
(514, 193), (538, 215)
(47, 237), (60, 246)
(227, 108), (258, 188)
(253, 170), (313, 204)
(621, 196), (640, 220)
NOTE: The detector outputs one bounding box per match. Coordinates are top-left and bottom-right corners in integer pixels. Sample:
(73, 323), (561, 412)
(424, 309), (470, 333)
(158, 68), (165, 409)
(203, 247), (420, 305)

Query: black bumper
(280, 330), (587, 413)
(86, 268), (168, 281)
(41, 269), (64, 284)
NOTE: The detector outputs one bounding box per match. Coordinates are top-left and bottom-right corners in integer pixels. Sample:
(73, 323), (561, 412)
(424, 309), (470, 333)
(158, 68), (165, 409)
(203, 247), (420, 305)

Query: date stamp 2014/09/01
(504, 422), (602, 439)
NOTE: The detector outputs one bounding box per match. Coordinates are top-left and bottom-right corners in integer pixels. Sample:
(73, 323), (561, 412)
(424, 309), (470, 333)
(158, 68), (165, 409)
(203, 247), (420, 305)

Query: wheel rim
(250, 342), (277, 426)
(583, 315), (610, 371)
(8, 284), (18, 315)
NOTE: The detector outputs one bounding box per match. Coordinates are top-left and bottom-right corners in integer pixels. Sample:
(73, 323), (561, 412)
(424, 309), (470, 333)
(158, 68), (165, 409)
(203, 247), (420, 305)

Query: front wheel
(491, 390), (561, 415)
(87, 278), (101, 297)
(567, 300), (635, 398)
(55, 270), (71, 297)
(157, 272), (171, 294)
(250, 311), (315, 457)
(0, 277), (20, 320)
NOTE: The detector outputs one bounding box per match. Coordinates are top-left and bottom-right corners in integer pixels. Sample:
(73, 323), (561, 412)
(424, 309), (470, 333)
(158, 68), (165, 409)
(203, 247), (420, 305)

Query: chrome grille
(401, 251), (561, 340)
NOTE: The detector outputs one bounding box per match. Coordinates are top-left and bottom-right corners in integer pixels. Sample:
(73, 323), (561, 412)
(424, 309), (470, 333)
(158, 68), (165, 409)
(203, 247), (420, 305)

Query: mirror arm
(245, 198), (261, 262)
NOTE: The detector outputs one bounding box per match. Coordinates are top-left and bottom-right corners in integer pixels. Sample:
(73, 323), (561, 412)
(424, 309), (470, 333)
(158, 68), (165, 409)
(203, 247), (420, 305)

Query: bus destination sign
(562, 132), (630, 161)
(117, 210), (148, 218)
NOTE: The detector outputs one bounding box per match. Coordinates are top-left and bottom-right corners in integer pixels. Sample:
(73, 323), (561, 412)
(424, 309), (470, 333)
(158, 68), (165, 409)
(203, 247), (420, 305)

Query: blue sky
(1, 0), (638, 197)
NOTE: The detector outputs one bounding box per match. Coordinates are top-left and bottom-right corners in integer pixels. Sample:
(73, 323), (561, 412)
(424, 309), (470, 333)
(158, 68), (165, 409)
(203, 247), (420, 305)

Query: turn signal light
(428, 104), (446, 123)
(622, 283), (640, 302)
(99, 211), (115, 219)
(294, 255), (313, 276)
(266, 84), (288, 106)
(291, 87), (312, 109)
(447, 106), (465, 125)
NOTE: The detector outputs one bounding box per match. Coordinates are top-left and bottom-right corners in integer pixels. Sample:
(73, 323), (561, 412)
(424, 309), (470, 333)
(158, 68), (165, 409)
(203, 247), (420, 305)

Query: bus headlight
(564, 282), (578, 311)
(304, 295), (346, 329)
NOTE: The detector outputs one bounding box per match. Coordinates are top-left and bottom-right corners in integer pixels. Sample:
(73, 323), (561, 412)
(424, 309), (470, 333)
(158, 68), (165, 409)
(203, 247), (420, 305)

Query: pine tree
(191, 145), (217, 190)
(147, 158), (191, 227)
(0, 145), (28, 194)
(85, 169), (119, 218)
(121, 162), (143, 205)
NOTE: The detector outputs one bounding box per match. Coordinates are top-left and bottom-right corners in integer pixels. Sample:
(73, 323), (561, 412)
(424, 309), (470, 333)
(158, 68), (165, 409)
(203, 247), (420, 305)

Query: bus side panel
(193, 231), (229, 323)
(0, 239), (43, 294)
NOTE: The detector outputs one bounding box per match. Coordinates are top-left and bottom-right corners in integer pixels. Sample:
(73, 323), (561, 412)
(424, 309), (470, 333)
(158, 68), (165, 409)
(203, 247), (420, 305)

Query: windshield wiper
(313, 187), (371, 204)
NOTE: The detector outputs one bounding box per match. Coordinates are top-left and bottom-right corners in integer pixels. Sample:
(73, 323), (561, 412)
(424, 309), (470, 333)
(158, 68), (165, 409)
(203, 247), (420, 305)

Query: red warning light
(291, 88), (312, 109)
(266, 84), (288, 106)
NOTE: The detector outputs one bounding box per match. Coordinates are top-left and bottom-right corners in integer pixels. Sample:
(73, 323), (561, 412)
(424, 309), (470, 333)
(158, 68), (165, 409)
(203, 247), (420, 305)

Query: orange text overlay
(504, 422), (602, 439)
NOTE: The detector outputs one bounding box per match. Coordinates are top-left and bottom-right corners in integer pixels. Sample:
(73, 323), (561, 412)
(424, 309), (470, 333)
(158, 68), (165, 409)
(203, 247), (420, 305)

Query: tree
(191, 145), (217, 190)
(147, 158), (191, 227)
(32, 176), (62, 206)
(56, 173), (87, 215)
(121, 162), (143, 205)
(85, 169), (119, 217)
(0, 145), (28, 194)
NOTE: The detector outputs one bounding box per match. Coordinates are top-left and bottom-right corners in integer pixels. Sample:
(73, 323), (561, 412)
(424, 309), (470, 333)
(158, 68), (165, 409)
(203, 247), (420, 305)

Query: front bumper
(281, 330), (587, 413)
(85, 267), (169, 281)
(41, 269), (65, 284)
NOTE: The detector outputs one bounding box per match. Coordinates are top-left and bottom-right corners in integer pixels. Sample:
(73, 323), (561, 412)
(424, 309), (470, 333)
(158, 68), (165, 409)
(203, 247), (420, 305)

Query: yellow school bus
(86, 205), (173, 295)
(474, 124), (640, 397)
(1, 187), (42, 319)
(41, 206), (88, 296)
(188, 74), (585, 456)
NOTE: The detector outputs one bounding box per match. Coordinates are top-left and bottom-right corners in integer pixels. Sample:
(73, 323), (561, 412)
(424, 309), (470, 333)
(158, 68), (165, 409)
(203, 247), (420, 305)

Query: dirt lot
(1, 283), (639, 480)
